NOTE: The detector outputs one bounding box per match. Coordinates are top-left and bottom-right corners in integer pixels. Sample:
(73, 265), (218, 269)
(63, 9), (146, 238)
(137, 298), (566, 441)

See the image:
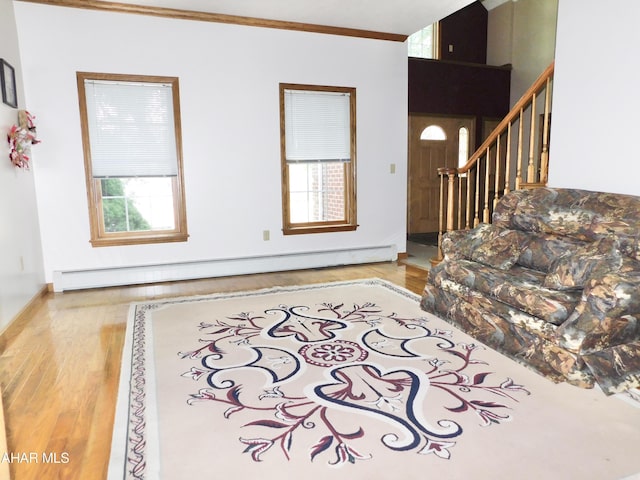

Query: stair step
(518, 182), (547, 189)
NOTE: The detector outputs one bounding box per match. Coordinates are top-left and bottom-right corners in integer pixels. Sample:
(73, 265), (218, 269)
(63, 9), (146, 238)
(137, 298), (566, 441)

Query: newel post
(432, 167), (457, 266)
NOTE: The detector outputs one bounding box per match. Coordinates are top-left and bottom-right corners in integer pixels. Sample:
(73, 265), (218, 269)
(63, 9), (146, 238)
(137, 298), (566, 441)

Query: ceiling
(89, 0), (482, 36)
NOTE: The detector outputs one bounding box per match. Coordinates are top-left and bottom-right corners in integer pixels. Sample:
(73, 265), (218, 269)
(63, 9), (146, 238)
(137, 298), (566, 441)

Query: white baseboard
(52, 245), (397, 292)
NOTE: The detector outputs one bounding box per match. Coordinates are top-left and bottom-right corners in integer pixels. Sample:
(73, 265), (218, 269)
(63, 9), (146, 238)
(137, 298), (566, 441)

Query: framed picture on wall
(0, 59), (17, 108)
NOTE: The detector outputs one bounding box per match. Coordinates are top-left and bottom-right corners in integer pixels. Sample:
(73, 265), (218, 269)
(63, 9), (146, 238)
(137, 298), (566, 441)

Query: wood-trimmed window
(279, 83), (357, 235)
(408, 23), (439, 59)
(77, 72), (188, 247)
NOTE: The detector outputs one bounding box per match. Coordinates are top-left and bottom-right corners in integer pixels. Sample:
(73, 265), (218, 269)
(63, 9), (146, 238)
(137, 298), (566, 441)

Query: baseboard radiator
(52, 245), (397, 292)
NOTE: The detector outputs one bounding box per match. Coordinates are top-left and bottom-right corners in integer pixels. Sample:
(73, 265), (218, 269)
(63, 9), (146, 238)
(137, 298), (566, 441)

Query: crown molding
(17, 0), (408, 42)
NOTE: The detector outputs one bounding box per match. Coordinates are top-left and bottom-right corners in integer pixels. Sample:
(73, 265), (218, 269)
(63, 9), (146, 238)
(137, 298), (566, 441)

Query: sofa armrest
(556, 268), (640, 354)
(441, 229), (474, 259)
(441, 223), (530, 271)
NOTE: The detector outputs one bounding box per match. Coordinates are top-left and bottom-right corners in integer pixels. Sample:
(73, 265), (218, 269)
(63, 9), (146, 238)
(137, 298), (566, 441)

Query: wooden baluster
(483, 147), (491, 223)
(465, 170), (472, 229)
(446, 169), (456, 233)
(540, 77), (551, 184)
(516, 109), (524, 189)
(504, 122), (512, 193)
(494, 133), (501, 209)
(474, 157), (481, 227)
(527, 92), (537, 183)
(457, 174), (463, 230)
(434, 169), (446, 264)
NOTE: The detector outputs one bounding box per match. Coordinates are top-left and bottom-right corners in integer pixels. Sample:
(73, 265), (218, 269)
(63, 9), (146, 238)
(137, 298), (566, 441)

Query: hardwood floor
(0, 262), (428, 480)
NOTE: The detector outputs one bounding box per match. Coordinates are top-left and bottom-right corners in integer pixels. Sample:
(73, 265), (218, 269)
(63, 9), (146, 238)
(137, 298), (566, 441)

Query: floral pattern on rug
(168, 289), (531, 468)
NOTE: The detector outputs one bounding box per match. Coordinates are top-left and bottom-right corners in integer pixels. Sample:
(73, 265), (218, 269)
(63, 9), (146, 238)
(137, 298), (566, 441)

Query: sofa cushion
(471, 228), (530, 270)
(517, 233), (587, 273)
(443, 224), (528, 270)
(543, 236), (623, 290)
(434, 259), (580, 326)
(441, 224), (492, 260)
(512, 205), (603, 241)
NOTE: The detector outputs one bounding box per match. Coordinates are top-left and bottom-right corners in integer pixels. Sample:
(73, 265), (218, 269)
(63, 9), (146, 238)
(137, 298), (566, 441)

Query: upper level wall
(408, 58), (511, 148)
(439, 1), (488, 64)
(487, 0), (558, 105)
(486, 1), (514, 67)
(408, 59), (510, 117)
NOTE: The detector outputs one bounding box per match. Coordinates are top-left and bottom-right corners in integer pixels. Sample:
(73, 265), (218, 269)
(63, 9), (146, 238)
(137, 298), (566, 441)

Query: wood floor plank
(0, 262), (428, 479)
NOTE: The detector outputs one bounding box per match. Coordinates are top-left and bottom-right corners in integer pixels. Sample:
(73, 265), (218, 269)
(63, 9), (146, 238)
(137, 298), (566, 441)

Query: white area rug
(109, 279), (640, 479)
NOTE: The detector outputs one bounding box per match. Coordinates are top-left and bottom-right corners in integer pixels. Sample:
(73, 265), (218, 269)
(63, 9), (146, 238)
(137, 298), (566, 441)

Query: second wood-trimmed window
(280, 84), (357, 235)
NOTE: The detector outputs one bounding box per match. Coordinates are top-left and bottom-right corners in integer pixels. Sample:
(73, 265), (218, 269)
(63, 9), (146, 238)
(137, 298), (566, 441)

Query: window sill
(282, 224), (358, 236)
(90, 232), (189, 247)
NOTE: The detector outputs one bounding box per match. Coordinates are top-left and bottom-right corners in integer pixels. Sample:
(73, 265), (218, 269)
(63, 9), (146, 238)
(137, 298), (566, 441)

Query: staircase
(431, 61), (554, 264)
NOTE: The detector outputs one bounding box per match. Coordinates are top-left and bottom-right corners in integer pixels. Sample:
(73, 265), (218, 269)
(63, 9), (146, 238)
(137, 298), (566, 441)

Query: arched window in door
(458, 126), (469, 168)
(420, 125), (446, 141)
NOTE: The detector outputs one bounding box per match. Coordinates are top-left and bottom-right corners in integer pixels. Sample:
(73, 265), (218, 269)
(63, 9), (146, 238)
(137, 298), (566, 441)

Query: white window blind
(284, 89), (351, 163)
(84, 80), (178, 178)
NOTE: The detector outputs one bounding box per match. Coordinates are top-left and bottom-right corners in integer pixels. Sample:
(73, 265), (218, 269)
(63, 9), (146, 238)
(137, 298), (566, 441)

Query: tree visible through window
(101, 178), (150, 232)
(77, 72), (188, 246)
(279, 84), (357, 235)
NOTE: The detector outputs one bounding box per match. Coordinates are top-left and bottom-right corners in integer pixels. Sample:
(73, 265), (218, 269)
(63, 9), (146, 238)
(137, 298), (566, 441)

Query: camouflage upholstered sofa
(421, 187), (640, 395)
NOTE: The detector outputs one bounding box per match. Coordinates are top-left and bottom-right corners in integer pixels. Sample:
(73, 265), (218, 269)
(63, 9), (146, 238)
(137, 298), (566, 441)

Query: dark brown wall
(439, 1), (488, 64)
(408, 58), (511, 148)
(408, 59), (510, 117)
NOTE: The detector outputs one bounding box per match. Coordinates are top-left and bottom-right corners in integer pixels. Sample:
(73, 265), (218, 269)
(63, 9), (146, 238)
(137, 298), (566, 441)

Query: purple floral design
(180, 298), (530, 466)
(178, 312), (265, 360)
(300, 340), (368, 367)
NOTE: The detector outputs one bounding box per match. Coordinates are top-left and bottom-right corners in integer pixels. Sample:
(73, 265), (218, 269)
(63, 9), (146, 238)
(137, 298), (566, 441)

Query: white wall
(487, 0), (558, 104)
(486, 0), (514, 67)
(14, 3), (408, 285)
(0, 0), (45, 329)
(509, 0), (558, 106)
(549, 0), (640, 195)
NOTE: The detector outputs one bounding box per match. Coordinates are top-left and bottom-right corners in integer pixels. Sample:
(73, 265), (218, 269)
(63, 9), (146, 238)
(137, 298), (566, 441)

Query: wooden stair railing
(432, 61), (555, 265)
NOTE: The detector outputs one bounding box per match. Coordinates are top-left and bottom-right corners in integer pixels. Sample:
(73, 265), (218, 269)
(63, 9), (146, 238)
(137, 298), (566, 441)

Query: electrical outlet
(448, 44), (454, 53)
(390, 163), (396, 174)
(263, 230), (270, 241)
